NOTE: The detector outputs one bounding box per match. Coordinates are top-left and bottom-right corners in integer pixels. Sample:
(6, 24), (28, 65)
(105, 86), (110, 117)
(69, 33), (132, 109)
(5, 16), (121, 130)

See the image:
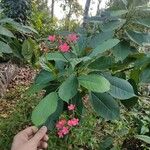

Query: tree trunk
(51, 0), (55, 20)
(83, 0), (91, 27)
(96, 0), (102, 15)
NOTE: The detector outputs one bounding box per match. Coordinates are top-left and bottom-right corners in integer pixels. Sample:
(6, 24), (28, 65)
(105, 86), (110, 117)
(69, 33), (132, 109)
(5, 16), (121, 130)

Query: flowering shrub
(27, 7), (150, 131)
(56, 104), (79, 138)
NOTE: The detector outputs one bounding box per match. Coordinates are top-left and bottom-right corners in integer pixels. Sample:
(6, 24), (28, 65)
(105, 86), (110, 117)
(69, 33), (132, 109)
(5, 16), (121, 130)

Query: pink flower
(57, 126), (69, 138)
(68, 104), (76, 111)
(67, 33), (78, 42)
(58, 130), (64, 138)
(61, 126), (69, 135)
(48, 35), (56, 42)
(67, 118), (79, 127)
(56, 119), (67, 129)
(59, 43), (70, 52)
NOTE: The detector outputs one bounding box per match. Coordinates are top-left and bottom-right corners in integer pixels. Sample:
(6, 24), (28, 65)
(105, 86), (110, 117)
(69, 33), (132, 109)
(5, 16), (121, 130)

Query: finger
(30, 126), (47, 143)
(38, 142), (48, 149)
(42, 142), (48, 149)
(18, 126), (38, 137)
(43, 134), (49, 141)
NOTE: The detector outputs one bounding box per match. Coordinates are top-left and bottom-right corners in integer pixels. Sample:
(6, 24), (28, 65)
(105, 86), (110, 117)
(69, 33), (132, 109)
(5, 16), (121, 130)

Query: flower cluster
(56, 104), (79, 138)
(48, 33), (78, 53)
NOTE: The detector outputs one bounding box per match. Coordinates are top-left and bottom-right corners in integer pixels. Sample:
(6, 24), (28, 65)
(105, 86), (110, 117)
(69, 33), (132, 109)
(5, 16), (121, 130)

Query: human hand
(11, 126), (48, 150)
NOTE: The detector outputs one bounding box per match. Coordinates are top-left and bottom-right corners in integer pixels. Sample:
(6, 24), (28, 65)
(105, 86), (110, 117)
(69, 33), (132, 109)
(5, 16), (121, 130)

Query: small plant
(28, 4), (150, 131)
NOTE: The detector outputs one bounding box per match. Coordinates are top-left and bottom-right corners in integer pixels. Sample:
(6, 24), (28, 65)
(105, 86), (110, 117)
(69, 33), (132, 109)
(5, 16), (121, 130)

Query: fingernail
(41, 126), (47, 130)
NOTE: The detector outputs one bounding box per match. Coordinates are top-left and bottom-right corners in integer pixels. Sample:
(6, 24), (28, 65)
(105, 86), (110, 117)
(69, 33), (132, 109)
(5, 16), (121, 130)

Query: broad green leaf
(70, 57), (90, 69)
(90, 39), (120, 57)
(58, 74), (78, 102)
(0, 18), (38, 34)
(89, 56), (115, 70)
(90, 92), (120, 120)
(135, 135), (150, 144)
(35, 70), (55, 84)
(112, 41), (137, 61)
(89, 31), (114, 48)
(0, 41), (12, 53)
(0, 26), (15, 38)
(78, 74), (110, 93)
(44, 99), (64, 130)
(126, 30), (150, 46)
(121, 79), (138, 108)
(32, 92), (58, 126)
(26, 70), (55, 95)
(46, 52), (68, 62)
(102, 19), (126, 32)
(140, 68), (150, 83)
(105, 76), (135, 100)
(22, 25), (38, 34)
(135, 18), (150, 28)
(22, 39), (34, 60)
(110, 10), (128, 17)
(26, 83), (49, 95)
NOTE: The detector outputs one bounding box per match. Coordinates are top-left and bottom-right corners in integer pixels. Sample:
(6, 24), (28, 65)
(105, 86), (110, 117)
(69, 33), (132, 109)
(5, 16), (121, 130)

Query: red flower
(48, 35), (56, 42)
(68, 104), (76, 111)
(67, 33), (78, 42)
(56, 119), (67, 130)
(59, 43), (70, 52)
(67, 118), (79, 127)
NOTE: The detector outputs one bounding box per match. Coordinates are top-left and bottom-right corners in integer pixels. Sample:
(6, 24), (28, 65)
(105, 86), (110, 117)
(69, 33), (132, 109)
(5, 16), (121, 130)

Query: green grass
(0, 86), (149, 150)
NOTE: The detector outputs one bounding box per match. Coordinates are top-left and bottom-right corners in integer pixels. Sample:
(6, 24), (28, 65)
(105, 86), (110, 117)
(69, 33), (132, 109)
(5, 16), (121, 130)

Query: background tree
(1, 0), (31, 25)
(96, 0), (102, 15)
(83, 0), (91, 27)
(30, 0), (58, 36)
(51, 0), (55, 20)
(60, 0), (83, 30)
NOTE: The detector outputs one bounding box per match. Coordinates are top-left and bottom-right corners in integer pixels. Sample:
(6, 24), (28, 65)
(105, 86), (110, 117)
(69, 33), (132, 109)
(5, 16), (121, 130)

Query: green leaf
(35, 70), (55, 84)
(135, 135), (150, 144)
(105, 75), (135, 100)
(32, 92), (58, 126)
(44, 99), (64, 130)
(46, 52), (68, 62)
(90, 92), (120, 120)
(140, 68), (150, 83)
(126, 30), (150, 46)
(22, 39), (35, 60)
(0, 41), (12, 53)
(70, 57), (90, 69)
(101, 19), (126, 31)
(90, 39), (120, 57)
(110, 10), (128, 17)
(26, 83), (49, 95)
(58, 74), (78, 102)
(0, 26), (15, 38)
(78, 74), (110, 93)
(26, 70), (55, 95)
(0, 18), (38, 34)
(121, 79), (138, 108)
(112, 41), (137, 61)
(135, 18), (150, 28)
(89, 56), (115, 70)
(89, 31), (114, 49)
